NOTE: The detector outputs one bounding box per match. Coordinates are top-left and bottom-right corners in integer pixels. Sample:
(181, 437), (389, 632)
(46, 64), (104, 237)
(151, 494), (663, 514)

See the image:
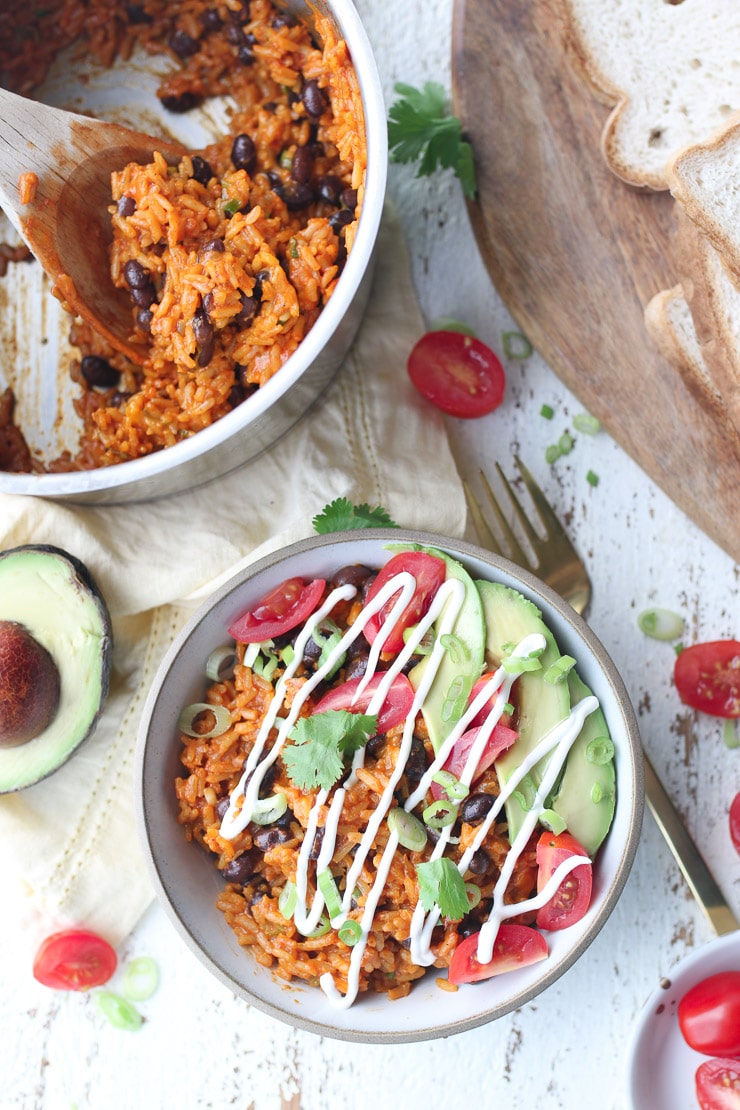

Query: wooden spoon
(0, 88), (184, 364)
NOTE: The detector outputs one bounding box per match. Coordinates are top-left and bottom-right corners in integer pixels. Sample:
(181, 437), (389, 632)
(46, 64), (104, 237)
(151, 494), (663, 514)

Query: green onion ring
(177, 702), (231, 738)
(250, 793), (288, 826)
(387, 807), (427, 852)
(121, 957), (159, 1003)
(205, 646), (238, 682)
(305, 914), (331, 938)
(637, 608), (686, 641)
(317, 870), (343, 919)
(586, 737), (615, 765)
(279, 880), (298, 919)
(502, 330), (533, 359)
(423, 799), (458, 829)
(338, 919), (363, 946)
(95, 991), (143, 1032)
(538, 808), (567, 835)
(464, 882), (482, 909)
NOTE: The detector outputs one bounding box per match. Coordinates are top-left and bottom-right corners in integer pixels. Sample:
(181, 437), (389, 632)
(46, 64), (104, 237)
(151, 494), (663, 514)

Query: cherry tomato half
(313, 673), (415, 734)
(363, 551), (446, 656)
(695, 1058), (740, 1110)
(674, 641), (740, 718)
(535, 830), (592, 931)
(228, 577), (326, 644)
(430, 722), (518, 801)
(730, 793), (740, 858)
(448, 924), (548, 985)
(678, 971), (740, 1057)
(407, 330), (506, 418)
(33, 929), (117, 992)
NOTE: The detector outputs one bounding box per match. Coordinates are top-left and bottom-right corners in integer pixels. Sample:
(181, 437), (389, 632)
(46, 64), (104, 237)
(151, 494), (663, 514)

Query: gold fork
(464, 457), (738, 936)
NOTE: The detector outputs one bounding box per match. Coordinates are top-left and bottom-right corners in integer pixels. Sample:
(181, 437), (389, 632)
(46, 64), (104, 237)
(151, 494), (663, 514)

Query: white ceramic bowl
(626, 930), (740, 1110)
(135, 530), (644, 1042)
(0, 0), (386, 503)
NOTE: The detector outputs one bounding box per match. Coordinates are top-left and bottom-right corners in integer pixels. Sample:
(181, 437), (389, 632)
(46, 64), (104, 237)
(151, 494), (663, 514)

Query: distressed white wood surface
(2, 2), (739, 1108)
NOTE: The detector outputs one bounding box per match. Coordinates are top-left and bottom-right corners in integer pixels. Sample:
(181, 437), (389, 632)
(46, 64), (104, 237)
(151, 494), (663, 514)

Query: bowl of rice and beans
(0, 0), (385, 502)
(135, 531), (644, 1042)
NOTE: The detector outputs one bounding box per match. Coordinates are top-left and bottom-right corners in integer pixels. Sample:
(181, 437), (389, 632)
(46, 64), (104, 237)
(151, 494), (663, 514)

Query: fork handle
(644, 752), (739, 936)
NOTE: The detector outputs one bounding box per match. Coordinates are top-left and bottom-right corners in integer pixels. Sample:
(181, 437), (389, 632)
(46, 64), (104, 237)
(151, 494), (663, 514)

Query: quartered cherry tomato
(674, 641), (740, 718)
(363, 551), (446, 656)
(448, 924), (548, 984)
(313, 672), (415, 734)
(695, 1058), (740, 1110)
(33, 929), (117, 992)
(678, 971), (740, 1057)
(407, 330), (506, 418)
(430, 722), (518, 801)
(535, 830), (592, 931)
(730, 793), (740, 858)
(228, 577), (325, 643)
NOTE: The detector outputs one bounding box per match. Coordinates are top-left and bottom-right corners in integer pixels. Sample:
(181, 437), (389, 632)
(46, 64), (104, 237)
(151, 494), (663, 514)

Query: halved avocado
(0, 545), (112, 793)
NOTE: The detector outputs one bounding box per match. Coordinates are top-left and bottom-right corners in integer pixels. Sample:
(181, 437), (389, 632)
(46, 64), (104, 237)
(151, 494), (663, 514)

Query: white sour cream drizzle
(217, 567), (601, 1009)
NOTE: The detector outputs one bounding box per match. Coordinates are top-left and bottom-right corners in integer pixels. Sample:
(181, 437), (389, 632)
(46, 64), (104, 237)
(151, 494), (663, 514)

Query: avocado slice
(407, 547), (486, 753)
(549, 672), (616, 855)
(0, 545), (113, 793)
(477, 580), (571, 844)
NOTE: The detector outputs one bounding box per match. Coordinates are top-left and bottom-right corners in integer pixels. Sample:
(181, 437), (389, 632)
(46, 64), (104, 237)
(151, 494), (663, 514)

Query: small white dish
(626, 930), (740, 1110)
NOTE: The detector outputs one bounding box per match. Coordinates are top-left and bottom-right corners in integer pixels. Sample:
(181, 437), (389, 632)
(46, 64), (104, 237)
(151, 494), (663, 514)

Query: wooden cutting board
(451, 0), (740, 564)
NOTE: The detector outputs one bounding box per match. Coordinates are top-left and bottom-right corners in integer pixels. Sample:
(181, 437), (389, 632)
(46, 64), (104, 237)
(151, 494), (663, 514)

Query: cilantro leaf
(388, 81), (477, 199)
(416, 857), (470, 921)
(283, 710), (378, 791)
(312, 496), (399, 534)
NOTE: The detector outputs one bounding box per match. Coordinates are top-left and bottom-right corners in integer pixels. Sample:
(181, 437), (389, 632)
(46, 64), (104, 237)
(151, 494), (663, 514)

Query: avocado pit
(0, 619), (61, 747)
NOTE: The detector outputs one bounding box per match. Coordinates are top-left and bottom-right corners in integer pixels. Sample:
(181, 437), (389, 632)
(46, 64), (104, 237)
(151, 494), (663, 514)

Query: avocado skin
(0, 545), (113, 793)
(549, 672), (616, 855)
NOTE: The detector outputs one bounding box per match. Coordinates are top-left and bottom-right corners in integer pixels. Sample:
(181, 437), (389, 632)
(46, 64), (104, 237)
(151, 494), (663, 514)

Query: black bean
(457, 917), (480, 940)
(215, 796), (230, 820)
(341, 187), (358, 210)
(365, 734), (385, 760)
(160, 91), (201, 114)
(198, 7), (222, 32)
(109, 391), (132, 407)
(342, 651), (369, 683)
(169, 29), (200, 59)
(225, 23), (246, 45)
(252, 269), (270, 298)
(117, 195), (135, 217)
(80, 355), (119, 389)
(135, 309), (153, 333)
(131, 284), (155, 308)
(405, 735), (428, 786)
(332, 564), (373, 590)
(272, 11), (296, 27)
(122, 259), (149, 289)
(302, 636), (322, 666)
(191, 155), (214, 186)
(302, 79), (328, 120)
(316, 174), (344, 204)
(229, 0), (251, 24)
(308, 827), (325, 860)
(252, 826), (292, 852)
(290, 145), (314, 184)
(329, 207), (354, 233)
(192, 308), (215, 366)
(238, 44), (256, 66)
(222, 850), (260, 883)
(233, 291), (259, 328)
(231, 133), (257, 174)
(281, 181), (314, 210)
(125, 4), (152, 23)
(467, 849), (490, 875)
(459, 792), (496, 824)
(200, 237), (225, 255)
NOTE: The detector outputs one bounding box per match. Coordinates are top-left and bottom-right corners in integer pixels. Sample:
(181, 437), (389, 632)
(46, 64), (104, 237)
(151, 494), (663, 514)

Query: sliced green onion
(95, 991), (143, 1032)
(279, 148), (293, 168)
(723, 720), (740, 749)
(280, 644), (295, 665)
(440, 632), (470, 666)
(441, 674), (470, 723)
(430, 316), (477, 336)
(539, 808), (567, 835)
(573, 412), (601, 435)
(545, 444), (561, 464)
(423, 799), (458, 829)
(317, 870), (342, 919)
(121, 957), (159, 1003)
(404, 625), (434, 654)
(252, 650), (279, 680)
(243, 641), (262, 668)
(250, 792), (288, 825)
(290, 235), (300, 258)
(502, 330), (533, 359)
(558, 431), (574, 455)
(432, 770), (469, 803)
(177, 702), (231, 738)
(205, 646), (238, 683)
(464, 881), (482, 909)
(674, 642), (685, 656)
(504, 701), (515, 716)
(586, 736), (615, 765)
(512, 773), (536, 813)
(502, 652), (543, 675)
(338, 919), (363, 946)
(540, 403), (555, 420)
(223, 198), (240, 216)
(586, 469), (600, 487)
(590, 781), (613, 804)
(313, 620), (345, 678)
(637, 608), (686, 642)
(305, 914), (331, 938)
(387, 807), (427, 851)
(544, 655), (576, 684)
(279, 880), (298, 919)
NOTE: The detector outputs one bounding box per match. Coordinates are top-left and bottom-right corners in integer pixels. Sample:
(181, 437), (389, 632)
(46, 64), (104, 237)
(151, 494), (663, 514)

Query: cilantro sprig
(388, 82), (477, 199)
(283, 710), (377, 791)
(416, 857), (470, 921)
(312, 497), (398, 534)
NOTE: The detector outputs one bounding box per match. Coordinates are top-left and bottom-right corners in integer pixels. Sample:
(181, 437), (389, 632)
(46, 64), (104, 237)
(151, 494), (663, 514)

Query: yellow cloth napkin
(0, 206), (467, 946)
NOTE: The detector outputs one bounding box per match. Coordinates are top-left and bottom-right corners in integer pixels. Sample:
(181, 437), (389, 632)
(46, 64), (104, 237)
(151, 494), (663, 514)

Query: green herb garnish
(416, 858), (470, 921)
(312, 496), (398, 533)
(283, 710), (377, 791)
(388, 82), (477, 199)
(502, 330), (533, 360)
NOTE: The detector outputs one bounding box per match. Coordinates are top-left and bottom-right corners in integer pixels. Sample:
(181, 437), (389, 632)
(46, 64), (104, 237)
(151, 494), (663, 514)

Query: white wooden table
(2, 2), (739, 1108)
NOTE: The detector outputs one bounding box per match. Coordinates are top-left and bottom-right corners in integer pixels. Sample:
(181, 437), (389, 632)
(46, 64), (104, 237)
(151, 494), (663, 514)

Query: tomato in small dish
(363, 551), (446, 656)
(678, 971), (740, 1057)
(313, 673), (415, 734)
(535, 830), (592, 931)
(674, 640), (740, 718)
(228, 577), (325, 643)
(448, 924), (548, 984)
(33, 929), (117, 991)
(730, 793), (740, 858)
(407, 330), (506, 418)
(695, 1058), (740, 1110)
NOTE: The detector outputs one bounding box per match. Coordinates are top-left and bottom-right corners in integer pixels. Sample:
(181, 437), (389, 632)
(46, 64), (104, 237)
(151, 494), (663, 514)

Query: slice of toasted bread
(560, 0), (740, 190)
(643, 285), (720, 412)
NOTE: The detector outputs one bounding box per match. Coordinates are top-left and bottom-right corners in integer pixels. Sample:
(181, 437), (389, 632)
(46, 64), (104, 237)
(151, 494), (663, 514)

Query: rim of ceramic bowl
(134, 529), (645, 1042)
(1, 0), (387, 500)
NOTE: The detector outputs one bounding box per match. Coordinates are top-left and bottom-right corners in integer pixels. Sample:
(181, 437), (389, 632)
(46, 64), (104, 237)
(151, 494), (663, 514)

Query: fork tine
(463, 479), (503, 555)
(493, 462), (545, 552)
(512, 456), (565, 541)
(477, 469), (531, 567)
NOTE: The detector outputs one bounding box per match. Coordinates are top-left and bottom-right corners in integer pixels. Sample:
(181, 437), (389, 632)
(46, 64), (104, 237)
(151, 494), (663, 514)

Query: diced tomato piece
(448, 924), (548, 984)
(535, 830), (592, 931)
(430, 722), (518, 800)
(363, 551), (446, 656)
(313, 672), (415, 734)
(228, 577), (325, 643)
